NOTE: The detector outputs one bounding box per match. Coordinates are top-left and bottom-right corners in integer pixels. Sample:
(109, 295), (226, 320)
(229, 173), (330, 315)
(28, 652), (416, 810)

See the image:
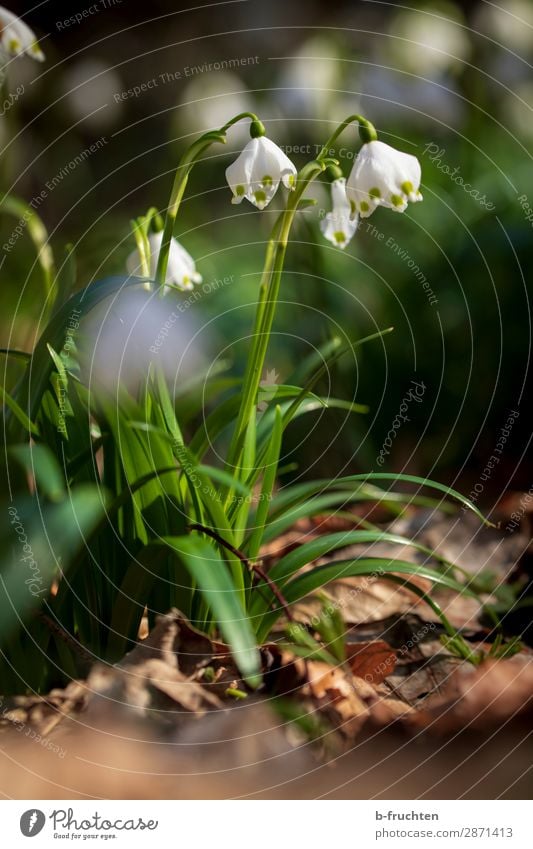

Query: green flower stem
(234, 211), (285, 416)
(219, 112), (263, 136)
(0, 194), (56, 322)
(130, 218), (150, 279)
(225, 160), (327, 477)
(154, 113), (262, 289)
(154, 132), (223, 287)
(318, 113), (378, 160)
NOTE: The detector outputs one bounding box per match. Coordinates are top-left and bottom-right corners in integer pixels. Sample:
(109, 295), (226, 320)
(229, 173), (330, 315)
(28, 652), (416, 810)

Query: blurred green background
(1, 0), (531, 502)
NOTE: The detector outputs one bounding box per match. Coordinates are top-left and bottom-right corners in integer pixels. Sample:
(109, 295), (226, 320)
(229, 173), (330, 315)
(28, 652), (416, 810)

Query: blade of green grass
(9, 444), (66, 502)
(246, 405), (283, 560)
(256, 557), (476, 641)
(159, 535), (262, 687)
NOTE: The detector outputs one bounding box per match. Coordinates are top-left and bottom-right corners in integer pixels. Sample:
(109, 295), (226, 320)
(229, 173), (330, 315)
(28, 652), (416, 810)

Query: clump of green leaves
(442, 632), (524, 666)
(0, 114), (501, 694)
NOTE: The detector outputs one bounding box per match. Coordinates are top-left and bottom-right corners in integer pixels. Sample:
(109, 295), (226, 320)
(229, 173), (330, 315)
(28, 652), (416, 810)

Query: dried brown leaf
(421, 656), (533, 733)
(346, 640), (397, 684)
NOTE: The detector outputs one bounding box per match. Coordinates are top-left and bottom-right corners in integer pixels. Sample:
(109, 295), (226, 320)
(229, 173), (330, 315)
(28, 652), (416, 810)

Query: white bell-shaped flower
(0, 6), (44, 61)
(320, 178), (358, 249)
(346, 140), (422, 218)
(127, 231), (202, 292)
(225, 136), (297, 210)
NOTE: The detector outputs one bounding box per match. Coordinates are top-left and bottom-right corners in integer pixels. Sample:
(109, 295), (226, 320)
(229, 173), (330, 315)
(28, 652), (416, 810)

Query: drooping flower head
(320, 176), (358, 249)
(346, 140), (422, 218)
(0, 6), (44, 62)
(225, 120), (297, 210)
(127, 231), (202, 292)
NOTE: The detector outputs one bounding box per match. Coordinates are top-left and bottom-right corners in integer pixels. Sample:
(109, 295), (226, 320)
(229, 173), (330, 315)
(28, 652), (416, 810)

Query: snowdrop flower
(346, 140), (422, 218)
(226, 133), (297, 210)
(320, 177), (358, 249)
(127, 231), (202, 292)
(0, 6), (44, 62)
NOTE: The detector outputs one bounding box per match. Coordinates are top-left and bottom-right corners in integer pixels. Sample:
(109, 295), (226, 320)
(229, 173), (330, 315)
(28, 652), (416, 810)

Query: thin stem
(189, 522), (294, 620)
(130, 218), (150, 279)
(219, 111), (262, 135)
(37, 611), (94, 665)
(318, 114), (378, 161)
(154, 114), (261, 289)
(189, 523), (324, 700)
(154, 130), (226, 288)
(189, 522), (250, 569)
(0, 194), (57, 322)
(231, 209), (286, 419)
(225, 161), (327, 474)
(226, 114), (376, 458)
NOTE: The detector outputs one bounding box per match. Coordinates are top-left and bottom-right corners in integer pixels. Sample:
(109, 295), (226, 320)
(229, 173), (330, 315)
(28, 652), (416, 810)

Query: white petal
(330, 177), (351, 213)
(1, 27), (21, 55)
(320, 210), (358, 249)
(346, 140), (422, 216)
(320, 179), (358, 248)
(245, 138), (280, 209)
(0, 8), (43, 60)
(29, 42), (45, 62)
(257, 137), (297, 190)
(345, 180), (381, 218)
(225, 135), (297, 209)
(168, 239), (203, 290)
(126, 232), (201, 292)
(225, 139), (256, 204)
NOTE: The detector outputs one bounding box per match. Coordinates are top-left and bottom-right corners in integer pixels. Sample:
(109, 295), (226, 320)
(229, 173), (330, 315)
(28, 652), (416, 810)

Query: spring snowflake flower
(225, 136), (297, 210)
(127, 231), (202, 292)
(0, 6), (44, 62)
(320, 177), (358, 249)
(346, 140), (422, 218)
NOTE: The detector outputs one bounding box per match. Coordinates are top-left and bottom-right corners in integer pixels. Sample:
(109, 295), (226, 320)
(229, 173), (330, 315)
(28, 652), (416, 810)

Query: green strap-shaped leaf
(231, 409), (256, 546)
(0, 385), (39, 436)
(256, 557), (476, 642)
(106, 543), (169, 661)
(0, 348), (31, 362)
(159, 535), (261, 687)
(338, 473), (494, 527)
(266, 473), (489, 528)
(245, 405), (283, 560)
(9, 443), (66, 502)
(288, 336), (342, 386)
(8, 276), (141, 441)
(261, 491), (384, 543)
(0, 486), (105, 644)
(268, 529), (454, 588)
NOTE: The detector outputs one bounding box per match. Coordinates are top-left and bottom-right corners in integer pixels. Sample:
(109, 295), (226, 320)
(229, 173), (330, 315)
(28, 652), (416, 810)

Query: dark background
(2, 0), (531, 506)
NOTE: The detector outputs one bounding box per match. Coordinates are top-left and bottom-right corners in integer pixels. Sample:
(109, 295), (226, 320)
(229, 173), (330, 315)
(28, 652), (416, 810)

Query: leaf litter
(1, 506), (533, 798)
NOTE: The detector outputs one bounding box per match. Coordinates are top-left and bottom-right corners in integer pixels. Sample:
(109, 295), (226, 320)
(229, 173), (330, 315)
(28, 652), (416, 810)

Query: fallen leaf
(306, 661), (373, 701)
(293, 575), (432, 628)
(121, 609), (228, 675)
(421, 656), (533, 733)
(305, 661), (370, 739)
(346, 640), (397, 684)
(87, 658), (221, 726)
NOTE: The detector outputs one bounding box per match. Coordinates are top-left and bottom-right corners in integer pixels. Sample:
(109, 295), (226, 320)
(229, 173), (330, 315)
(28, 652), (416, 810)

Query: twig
(37, 611), (94, 665)
(188, 523), (320, 699)
(188, 522), (294, 618)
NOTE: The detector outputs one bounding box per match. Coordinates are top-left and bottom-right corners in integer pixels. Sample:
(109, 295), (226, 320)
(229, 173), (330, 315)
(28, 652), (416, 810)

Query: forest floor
(1, 501), (533, 799)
